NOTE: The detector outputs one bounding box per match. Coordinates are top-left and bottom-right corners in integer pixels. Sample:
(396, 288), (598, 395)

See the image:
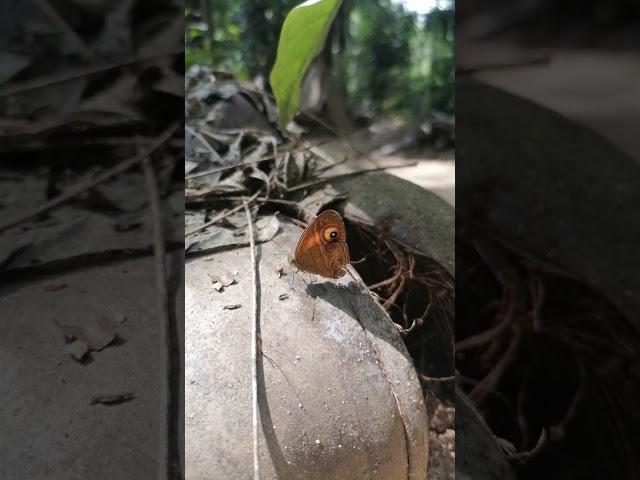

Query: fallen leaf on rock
(223, 304), (241, 310)
(45, 282), (67, 292)
(66, 339), (89, 361)
(209, 272), (236, 292)
(55, 315), (116, 351)
(90, 392), (135, 406)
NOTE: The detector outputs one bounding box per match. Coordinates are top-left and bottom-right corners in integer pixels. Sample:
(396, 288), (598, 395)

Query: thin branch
(419, 374), (455, 383)
(244, 202), (260, 480)
(185, 191), (261, 237)
(0, 122), (180, 234)
(141, 155), (176, 479)
(470, 326), (524, 404)
(185, 142), (323, 180)
(382, 276), (406, 310)
(0, 137), (184, 152)
(286, 163), (416, 193)
(0, 49), (183, 98)
(368, 265), (403, 290)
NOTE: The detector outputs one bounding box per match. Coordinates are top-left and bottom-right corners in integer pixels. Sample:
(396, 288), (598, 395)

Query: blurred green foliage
(185, 0), (454, 116)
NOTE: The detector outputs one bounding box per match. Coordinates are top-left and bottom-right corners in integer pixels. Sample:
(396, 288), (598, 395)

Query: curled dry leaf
(209, 272), (236, 292)
(66, 339), (90, 361)
(55, 315), (116, 351)
(90, 392), (135, 406)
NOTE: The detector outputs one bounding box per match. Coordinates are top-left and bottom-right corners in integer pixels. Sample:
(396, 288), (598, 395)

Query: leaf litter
(0, 0), (183, 272)
(184, 66), (362, 256)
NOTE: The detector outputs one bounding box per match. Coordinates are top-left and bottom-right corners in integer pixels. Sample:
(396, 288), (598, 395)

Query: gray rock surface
(185, 219), (428, 479)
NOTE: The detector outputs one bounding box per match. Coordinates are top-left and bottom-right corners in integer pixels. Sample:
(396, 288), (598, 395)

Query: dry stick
(383, 276), (406, 310)
(185, 141), (330, 180)
(186, 195), (315, 221)
(419, 374), (455, 383)
(244, 202), (260, 480)
(185, 121), (389, 181)
(141, 156), (175, 480)
(368, 263), (403, 290)
(0, 137), (184, 152)
(0, 49), (183, 97)
(455, 294), (517, 352)
(185, 191), (262, 237)
(285, 162), (416, 193)
(470, 326), (524, 404)
(0, 122), (180, 234)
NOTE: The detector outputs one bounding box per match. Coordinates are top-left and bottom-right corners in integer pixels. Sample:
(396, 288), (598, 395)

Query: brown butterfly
(291, 210), (350, 279)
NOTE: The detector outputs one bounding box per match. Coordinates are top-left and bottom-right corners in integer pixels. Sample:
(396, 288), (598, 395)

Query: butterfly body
(292, 210), (350, 279)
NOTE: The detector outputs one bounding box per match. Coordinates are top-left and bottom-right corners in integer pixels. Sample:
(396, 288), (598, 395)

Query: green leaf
(269, 0), (343, 129)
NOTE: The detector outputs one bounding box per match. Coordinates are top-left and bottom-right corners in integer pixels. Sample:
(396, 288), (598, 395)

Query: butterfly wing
(294, 210), (350, 278)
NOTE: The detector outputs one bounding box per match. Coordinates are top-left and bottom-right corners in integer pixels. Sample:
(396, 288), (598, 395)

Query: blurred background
(186, 0), (453, 117)
(185, 0), (455, 204)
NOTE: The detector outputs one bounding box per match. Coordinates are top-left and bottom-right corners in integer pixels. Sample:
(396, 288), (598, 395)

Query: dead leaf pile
(0, 0), (184, 272)
(184, 67), (366, 256)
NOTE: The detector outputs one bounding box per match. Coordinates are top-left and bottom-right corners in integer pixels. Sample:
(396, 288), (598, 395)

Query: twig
(455, 293), (517, 352)
(141, 155), (178, 479)
(244, 202), (260, 480)
(186, 195), (315, 219)
(185, 140), (336, 180)
(470, 326), (524, 404)
(0, 49), (183, 98)
(286, 163), (416, 193)
(185, 191), (261, 237)
(419, 375), (455, 383)
(0, 122), (180, 234)
(0, 137), (184, 152)
(382, 276), (406, 310)
(368, 264), (403, 290)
